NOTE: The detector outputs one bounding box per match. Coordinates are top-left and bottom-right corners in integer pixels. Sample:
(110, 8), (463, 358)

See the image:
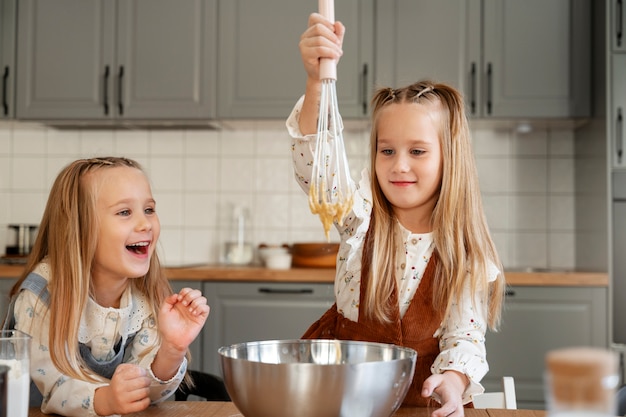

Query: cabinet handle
(486, 63), (493, 115)
(2, 66), (8, 116)
(470, 62), (477, 115)
(618, 0), (623, 47)
(618, 107), (624, 164)
(361, 63), (368, 115)
(505, 289), (516, 297)
(103, 65), (110, 116)
(117, 66), (124, 115)
(258, 288), (314, 295)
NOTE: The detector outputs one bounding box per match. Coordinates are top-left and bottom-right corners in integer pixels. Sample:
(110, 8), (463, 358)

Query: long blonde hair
(10, 157), (173, 382)
(361, 80), (504, 330)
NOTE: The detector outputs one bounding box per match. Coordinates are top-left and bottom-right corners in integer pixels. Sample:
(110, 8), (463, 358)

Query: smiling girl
(288, 14), (505, 417)
(4, 157), (209, 417)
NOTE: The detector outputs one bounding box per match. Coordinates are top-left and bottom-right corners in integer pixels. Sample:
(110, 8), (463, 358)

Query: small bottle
(224, 205), (253, 265)
(545, 347), (619, 416)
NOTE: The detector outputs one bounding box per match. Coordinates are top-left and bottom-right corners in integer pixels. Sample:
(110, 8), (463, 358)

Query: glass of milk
(0, 330), (30, 417)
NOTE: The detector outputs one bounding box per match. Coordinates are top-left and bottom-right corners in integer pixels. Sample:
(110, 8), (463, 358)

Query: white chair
(473, 376), (517, 409)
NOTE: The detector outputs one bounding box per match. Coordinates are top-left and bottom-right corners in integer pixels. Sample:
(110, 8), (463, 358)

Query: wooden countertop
(28, 402), (547, 417)
(1, 264), (608, 287)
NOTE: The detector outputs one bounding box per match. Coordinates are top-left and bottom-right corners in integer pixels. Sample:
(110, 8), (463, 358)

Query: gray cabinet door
(202, 281), (334, 375)
(16, 0), (116, 120)
(482, 286), (607, 410)
(217, 0), (374, 119)
(116, 0), (217, 120)
(16, 0), (217, 121)
(375, 1), (473, 94)
(611, 0), (625, 52)
(612, 54), (626, 168)
(0, 0), (16, 119)
(481, 0), (590, 118)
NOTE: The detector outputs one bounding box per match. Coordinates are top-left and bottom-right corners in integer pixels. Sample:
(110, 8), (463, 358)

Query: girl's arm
(151, 287), (208, 381)
(430, 280), (492, 404)
(297, 12), (344, 135)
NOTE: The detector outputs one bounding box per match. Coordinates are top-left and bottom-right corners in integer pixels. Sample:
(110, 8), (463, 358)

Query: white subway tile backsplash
(510, 195), (548, 230)
(476, 157), (510, 193)
(185, 130), (220, 156)
(0, 156), (10, 189)
(548, 129), (575, 156)
(80, 131), (115, 155)
(473, 128), (511, 156)
(0, 128), (11, 154)
(255, 158), (291, 193)
(153, 191), (183, 227)
(183, 193), (218, 228)
(150, 130), (185, 155)
(0, 124), (582, 269)
(46, 129), (81, 155)
(9, 192), (46, 224)
(513, 231), (548, 268)
(114, 131), (150, 156)
(510, 158), (548, 193)
(548, 158), (575, 193)
(219, 157), (255, 192)
(184, 157), (219, 192)
(220, 129), (255, 156)
(549, 195), (575, 231)
(548, 232), (575, 269)
(12, 128), (46, 155)
(149, 157), (184, 191)
(11, 156), (46, 190)
(510, 129), (548, 156)
(254, 193), (290, 230)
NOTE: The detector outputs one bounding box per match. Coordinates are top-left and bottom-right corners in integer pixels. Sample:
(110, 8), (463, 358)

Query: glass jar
(545, 347), (619, 417)
(223, 205), (253, 265)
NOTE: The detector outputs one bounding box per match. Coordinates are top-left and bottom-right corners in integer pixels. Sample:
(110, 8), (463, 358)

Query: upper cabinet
(612, 0), (625, 52)
(0, 0), (16, 119)
(217, 0), (374, 119)
(611, 49), (626, 168)
(375, 0), (591, 119)
(15, 0), (217, 122)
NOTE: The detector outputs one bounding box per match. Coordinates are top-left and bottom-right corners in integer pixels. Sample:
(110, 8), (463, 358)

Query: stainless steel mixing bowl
(218, 339), (417, 417)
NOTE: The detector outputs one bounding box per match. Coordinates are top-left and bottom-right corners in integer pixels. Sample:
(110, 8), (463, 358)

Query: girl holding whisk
(4, 157), (209, 417)
(287, 13), (505, 417)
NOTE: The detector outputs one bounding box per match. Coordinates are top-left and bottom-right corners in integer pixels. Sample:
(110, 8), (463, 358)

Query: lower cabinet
(0, 278), (16, 324)
(482, 286), (608, 410)
(201, 281), (334, 375)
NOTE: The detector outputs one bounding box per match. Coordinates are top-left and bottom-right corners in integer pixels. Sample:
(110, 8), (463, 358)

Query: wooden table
(29, 402), (547, 416)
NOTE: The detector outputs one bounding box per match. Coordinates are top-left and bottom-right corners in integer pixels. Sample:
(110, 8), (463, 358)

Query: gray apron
(3, 272), (137, 406)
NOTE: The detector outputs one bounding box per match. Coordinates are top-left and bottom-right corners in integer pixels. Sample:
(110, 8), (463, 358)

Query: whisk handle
(319, 0), (337, 80)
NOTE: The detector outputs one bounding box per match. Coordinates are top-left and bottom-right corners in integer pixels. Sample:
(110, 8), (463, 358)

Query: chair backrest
(473, 376), (517, 409)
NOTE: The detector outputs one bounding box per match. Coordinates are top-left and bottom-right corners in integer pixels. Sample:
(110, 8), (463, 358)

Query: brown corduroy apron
(302, 256), (473, 408)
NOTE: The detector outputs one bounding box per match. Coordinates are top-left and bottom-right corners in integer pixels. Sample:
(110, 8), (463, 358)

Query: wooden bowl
(291, 243), (339, 268)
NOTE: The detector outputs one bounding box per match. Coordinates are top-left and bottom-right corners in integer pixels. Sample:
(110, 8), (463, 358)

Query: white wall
(0, 120), (578, 270)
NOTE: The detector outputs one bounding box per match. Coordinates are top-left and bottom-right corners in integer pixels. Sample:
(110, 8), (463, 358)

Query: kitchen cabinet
(15, 0), (217, 122)
(612, 0), (625, 52)
(202, 281), (334, 375)
(612, 54), (626, 168)
(217, 0), (374, 119)
(0, 278), (15, 324)
(0, 0), (15, 119)
(482, 286), (608, 410)
(375, 0), (591, 119)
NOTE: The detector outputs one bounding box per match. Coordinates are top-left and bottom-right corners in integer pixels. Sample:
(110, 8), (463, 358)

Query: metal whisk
(308, 0), (353, 240)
